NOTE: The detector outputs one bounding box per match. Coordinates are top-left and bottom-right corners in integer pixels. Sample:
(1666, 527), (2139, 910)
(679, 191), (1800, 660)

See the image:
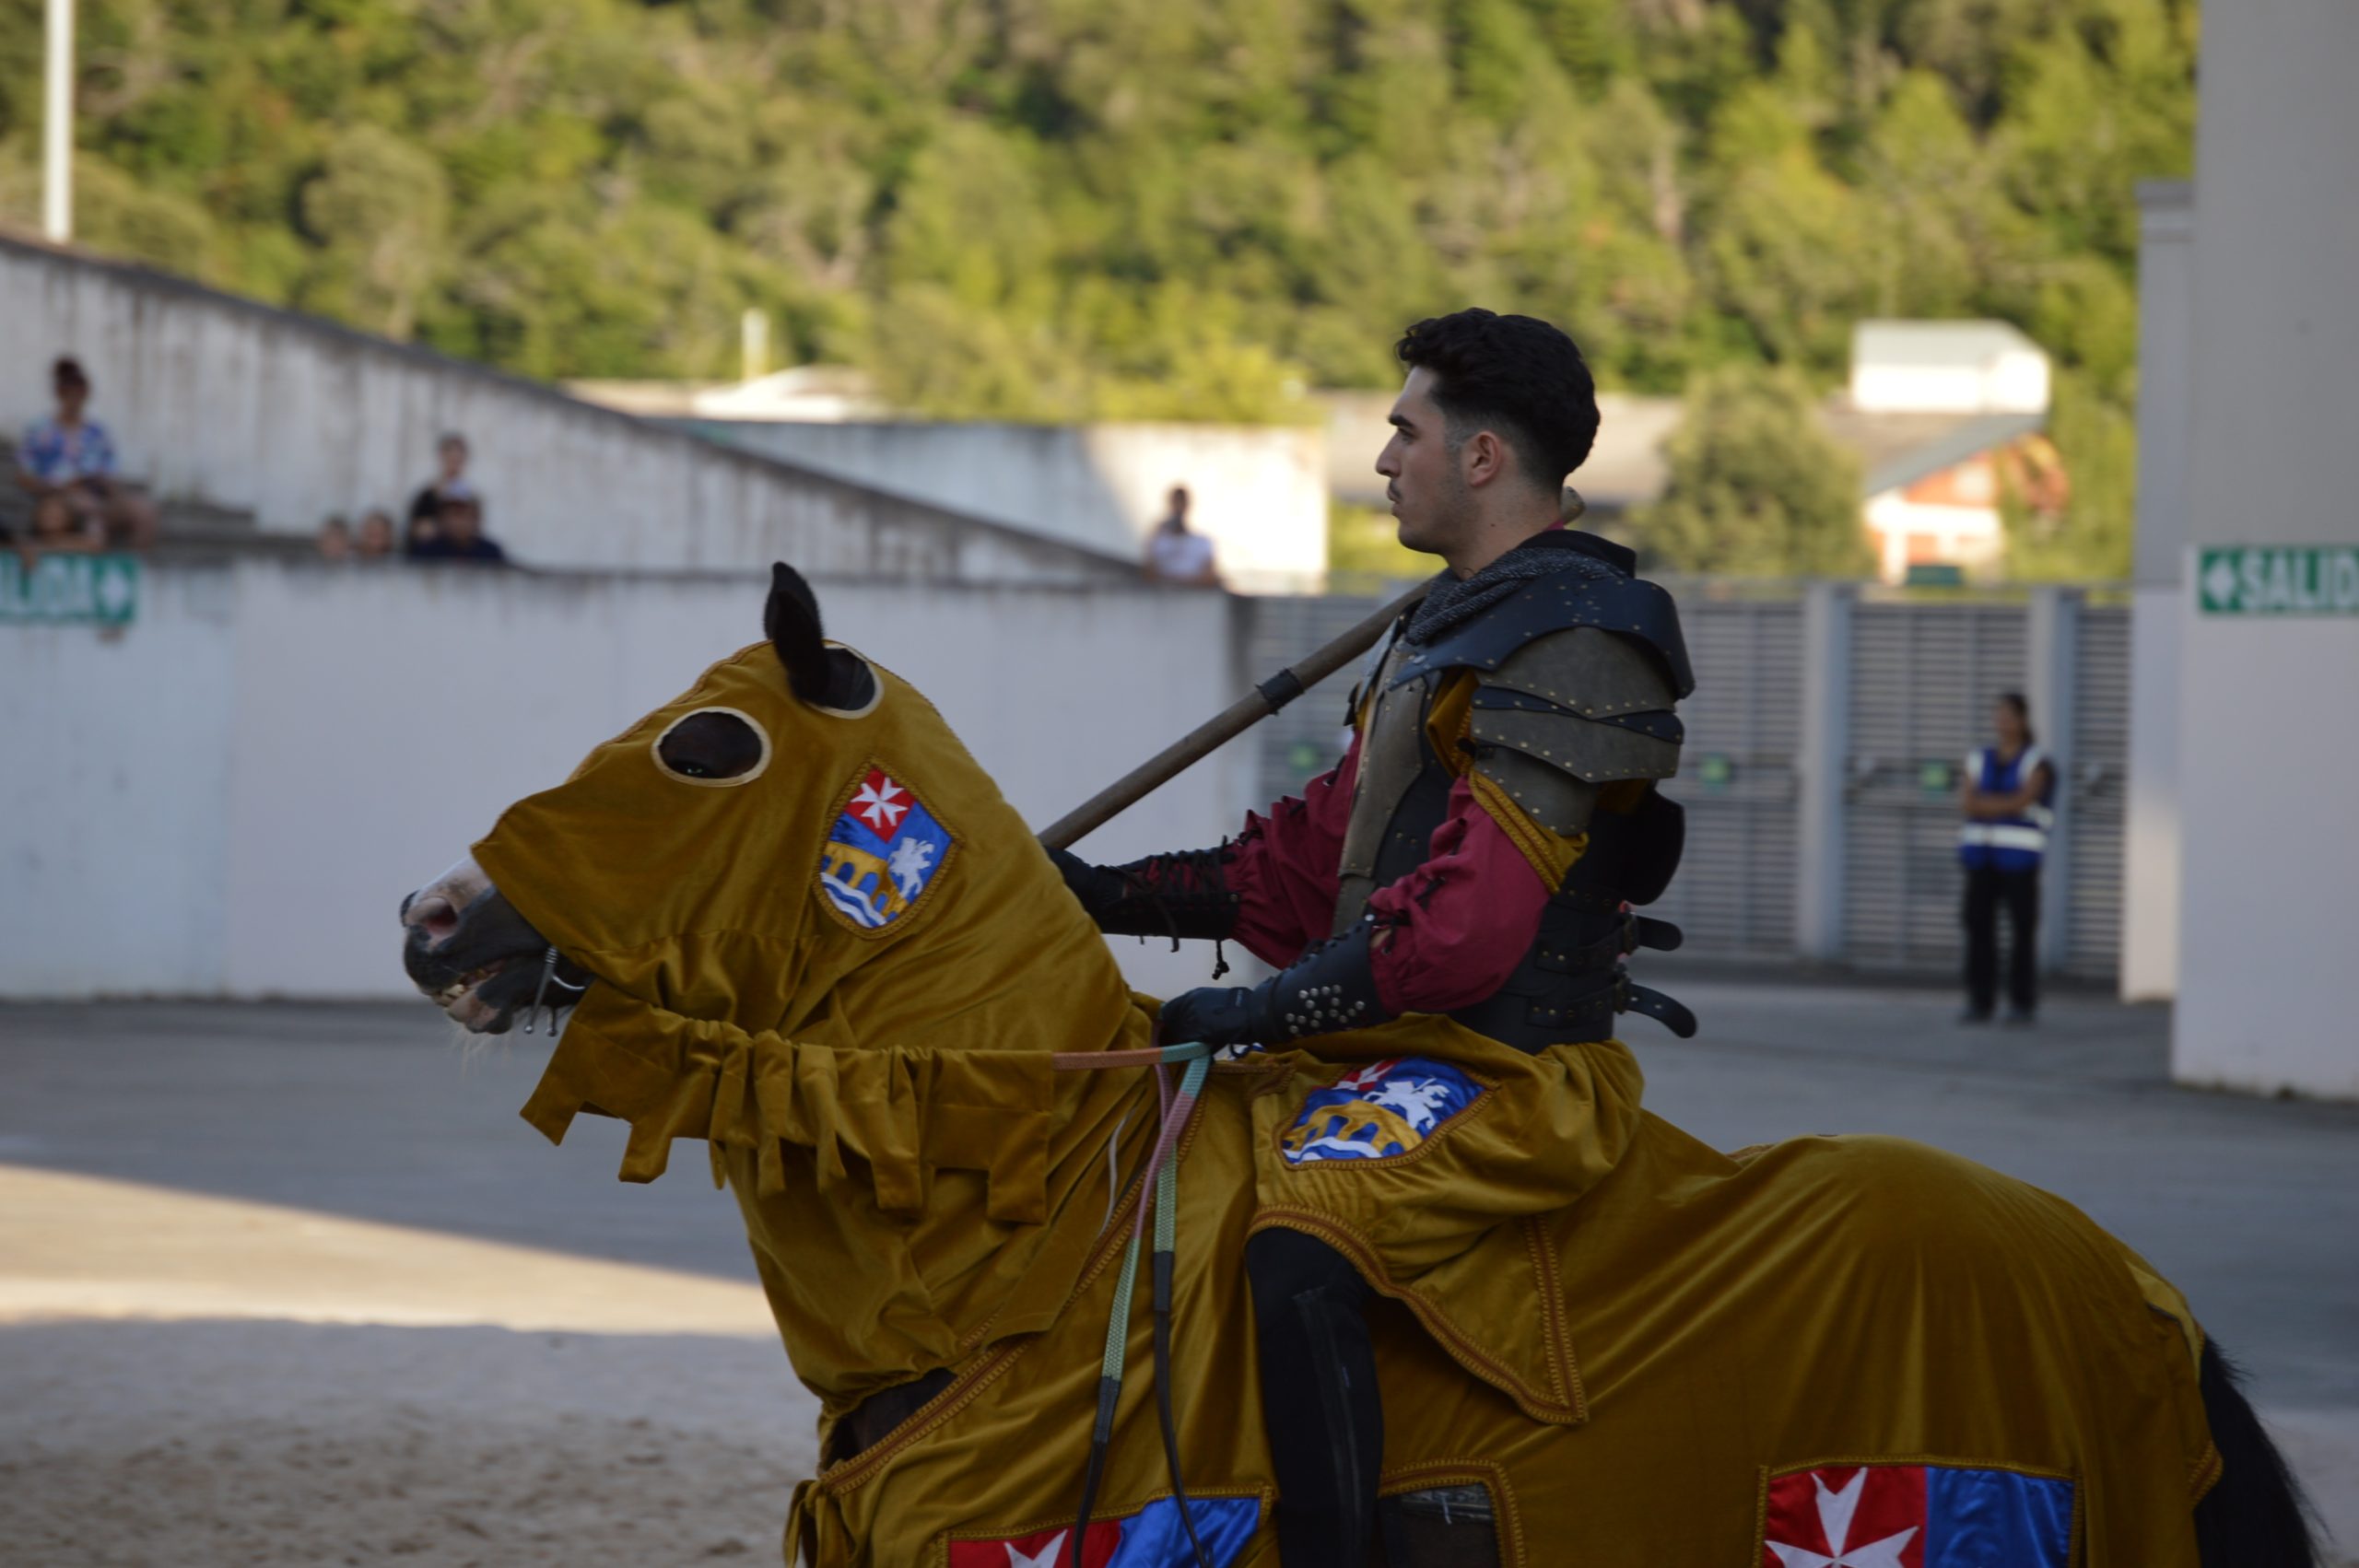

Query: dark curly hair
(1395, 309), (1599, 492)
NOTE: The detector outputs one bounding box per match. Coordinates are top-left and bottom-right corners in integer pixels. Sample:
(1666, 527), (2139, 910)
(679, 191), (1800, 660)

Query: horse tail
(2193, 1337), (2322, 1566)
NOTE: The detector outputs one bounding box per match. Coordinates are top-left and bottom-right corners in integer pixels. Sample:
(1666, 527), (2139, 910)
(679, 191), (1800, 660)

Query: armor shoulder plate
(1470, 626), (1683, 804)
(1385, 560), (1695, 700)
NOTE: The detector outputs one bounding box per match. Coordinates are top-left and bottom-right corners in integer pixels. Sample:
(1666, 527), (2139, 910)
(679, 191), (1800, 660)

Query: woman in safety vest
(1958, 691), (2056, 1025)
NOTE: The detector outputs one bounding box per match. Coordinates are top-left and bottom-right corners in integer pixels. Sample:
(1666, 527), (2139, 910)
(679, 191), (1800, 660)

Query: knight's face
(1377, 368), (1473, 559)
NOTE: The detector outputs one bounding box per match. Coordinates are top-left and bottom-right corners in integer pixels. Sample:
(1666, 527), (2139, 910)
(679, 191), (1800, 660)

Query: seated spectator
(317, 515), (354, 560)
(14, 357), (159, 555)
(408, 432), (476, 542)
(355, 509), (398, 562)
(407, 494), (508, 564)
(1143, 484), (1220, 587)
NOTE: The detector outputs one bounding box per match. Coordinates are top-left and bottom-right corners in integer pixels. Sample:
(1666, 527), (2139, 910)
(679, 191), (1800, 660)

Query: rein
(1053, 1040), (1221, 1568)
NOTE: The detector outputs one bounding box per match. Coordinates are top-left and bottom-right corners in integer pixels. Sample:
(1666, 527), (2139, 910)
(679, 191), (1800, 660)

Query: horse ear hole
(653, 708), (772, 786)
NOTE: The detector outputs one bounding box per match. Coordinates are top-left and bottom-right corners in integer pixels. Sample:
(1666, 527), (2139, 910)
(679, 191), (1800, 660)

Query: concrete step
(0, 438), (310, 559)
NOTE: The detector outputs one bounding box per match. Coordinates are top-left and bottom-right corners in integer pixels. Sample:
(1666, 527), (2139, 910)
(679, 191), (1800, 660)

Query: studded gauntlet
(1156, 921), (1393, 1048)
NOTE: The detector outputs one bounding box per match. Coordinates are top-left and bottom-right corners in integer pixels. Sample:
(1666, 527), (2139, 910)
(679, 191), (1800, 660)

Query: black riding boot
(1246, 1227), (1386, 1568)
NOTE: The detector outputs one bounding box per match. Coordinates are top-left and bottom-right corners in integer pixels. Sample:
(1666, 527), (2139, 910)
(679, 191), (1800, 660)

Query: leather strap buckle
(1612, 977), (1698, 1039)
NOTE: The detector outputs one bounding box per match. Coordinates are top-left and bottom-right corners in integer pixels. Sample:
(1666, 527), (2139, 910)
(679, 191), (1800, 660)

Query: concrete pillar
(2025, 587), (2078, 973)
(2122, 180), (2195, 1001)
(1794, 582), (1853, 962)
(2172, 0), (2359, 1099)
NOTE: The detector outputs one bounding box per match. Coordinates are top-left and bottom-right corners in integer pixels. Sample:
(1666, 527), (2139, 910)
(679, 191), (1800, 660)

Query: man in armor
(1052, 308), (1694, 1566)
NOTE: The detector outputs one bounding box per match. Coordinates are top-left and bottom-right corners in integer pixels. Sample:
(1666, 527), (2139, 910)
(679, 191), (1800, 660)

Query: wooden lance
(1036, 584), (1421, 851)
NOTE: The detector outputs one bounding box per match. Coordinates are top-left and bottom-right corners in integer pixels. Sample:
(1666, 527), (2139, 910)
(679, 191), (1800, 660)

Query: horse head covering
(475, 566), (1156, 1408)
(476, 564), (1080, 1033)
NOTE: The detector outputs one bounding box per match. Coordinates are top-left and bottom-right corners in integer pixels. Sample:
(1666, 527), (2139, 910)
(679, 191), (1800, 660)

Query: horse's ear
(765, 562), (829, 703)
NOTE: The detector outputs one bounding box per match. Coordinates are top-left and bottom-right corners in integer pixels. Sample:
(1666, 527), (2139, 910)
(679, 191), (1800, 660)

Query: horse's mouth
(408, 937), (543, 1035)
(428, 958), (526, 1032)
(401, 859), (584, 1035)
(429, 962), (505, 1008)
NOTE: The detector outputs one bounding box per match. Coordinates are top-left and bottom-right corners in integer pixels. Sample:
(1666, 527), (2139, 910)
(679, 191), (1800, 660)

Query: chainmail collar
(1402, 529), (1628, 646)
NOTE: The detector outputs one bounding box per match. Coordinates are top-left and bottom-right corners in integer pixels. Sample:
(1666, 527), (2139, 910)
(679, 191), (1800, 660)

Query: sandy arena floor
(0, 1320), (805, 1567)
(0, 1162), (816, 1567)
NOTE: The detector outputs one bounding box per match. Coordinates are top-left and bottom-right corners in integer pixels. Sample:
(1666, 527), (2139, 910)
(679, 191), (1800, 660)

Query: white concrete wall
(2120, 587), (2182, 1002)
(2170, 0), (2359, 1096)
(0, 570), (239, 993)
(2171, 588), (2359, 1099)
(0, 235), (1131, 586)
(686, 419), (1329, 593)
(2185, 11), (2359, 549)
(0, 562), (1250, 1000)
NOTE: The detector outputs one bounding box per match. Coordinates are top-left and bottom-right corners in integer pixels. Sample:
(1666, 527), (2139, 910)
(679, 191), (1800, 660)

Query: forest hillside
(0, 0), (2195, 574)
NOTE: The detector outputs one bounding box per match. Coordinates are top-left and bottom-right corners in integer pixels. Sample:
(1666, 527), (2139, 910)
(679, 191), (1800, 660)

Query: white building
(571, 372), (1332, 596)
(1843, 321), (2053, 584)
(680, 416), (1330, 596)
(2124, 0), (2359, 1101)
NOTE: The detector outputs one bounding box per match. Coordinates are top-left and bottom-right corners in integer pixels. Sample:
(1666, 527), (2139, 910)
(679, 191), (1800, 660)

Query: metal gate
(1244, 586), (2125, 984)
(1249, 593), (1390, 810)
(1647, 596), (1802, 957)
(1841, 602), (2028, 969)
(2063, 604), (2130, 978)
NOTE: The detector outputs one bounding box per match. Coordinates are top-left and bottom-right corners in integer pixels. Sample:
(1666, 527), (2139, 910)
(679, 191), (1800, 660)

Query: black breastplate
(1336, 540), (1699, 1047)
(1366, 736), (1695, 1048)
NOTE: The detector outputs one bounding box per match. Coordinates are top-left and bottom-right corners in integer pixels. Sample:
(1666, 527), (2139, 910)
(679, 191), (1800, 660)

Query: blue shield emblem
(816, 766), (954, 930)
(1280, 1057), (1486, 1165)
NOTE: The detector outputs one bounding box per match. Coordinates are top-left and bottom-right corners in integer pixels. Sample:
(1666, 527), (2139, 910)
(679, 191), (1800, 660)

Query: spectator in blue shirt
(406, 493), (508, 564)
(14, 357), (158, 555)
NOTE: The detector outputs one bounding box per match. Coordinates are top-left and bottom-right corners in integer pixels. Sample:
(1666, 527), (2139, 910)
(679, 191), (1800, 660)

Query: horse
(399, 565), (2318, 1567)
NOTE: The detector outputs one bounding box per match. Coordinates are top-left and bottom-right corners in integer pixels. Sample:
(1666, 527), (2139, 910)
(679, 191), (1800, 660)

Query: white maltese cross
(1766, 1470), (1918, 1568)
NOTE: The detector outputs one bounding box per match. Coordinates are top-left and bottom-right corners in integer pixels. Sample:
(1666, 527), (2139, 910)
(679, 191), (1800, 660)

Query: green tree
(0, 0), (2196, 585)
(299, 125), (450, 341)
(2002, 371), (2134, 580)
(1637, 365), (1872, 577)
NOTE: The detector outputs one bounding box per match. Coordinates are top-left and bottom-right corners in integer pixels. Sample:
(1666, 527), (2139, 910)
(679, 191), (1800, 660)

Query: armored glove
(1045, 844), (1238, 941)
(1158, 921), (1394, 1048)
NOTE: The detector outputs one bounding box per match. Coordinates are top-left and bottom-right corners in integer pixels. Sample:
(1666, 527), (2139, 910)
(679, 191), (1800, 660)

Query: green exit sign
(0, 553), (140, 626)
(2198, 546), (2359, 615)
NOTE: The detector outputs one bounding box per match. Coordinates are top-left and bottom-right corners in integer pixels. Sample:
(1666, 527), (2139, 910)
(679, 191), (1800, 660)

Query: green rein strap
(1057, 1040), (1219, 1568)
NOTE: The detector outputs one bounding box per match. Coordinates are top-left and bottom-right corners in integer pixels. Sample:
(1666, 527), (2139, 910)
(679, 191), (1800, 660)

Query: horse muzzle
(400, 858), (579, 1033)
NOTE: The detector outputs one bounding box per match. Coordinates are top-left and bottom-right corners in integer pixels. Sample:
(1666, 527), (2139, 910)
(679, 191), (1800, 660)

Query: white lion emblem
(887, 836), (938, 901)
(1365, 1077), (1455, 1133)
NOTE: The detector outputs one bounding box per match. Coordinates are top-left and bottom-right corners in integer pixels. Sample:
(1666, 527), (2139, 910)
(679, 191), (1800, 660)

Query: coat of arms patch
(1279, 1057), (1487, 1165)
(816, 766), (954, 930)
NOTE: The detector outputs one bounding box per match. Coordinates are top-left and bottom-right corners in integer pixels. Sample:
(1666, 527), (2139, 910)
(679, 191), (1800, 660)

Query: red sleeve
(1363, 774), (1553, 1014)
(1223, 737), (1360, 968)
